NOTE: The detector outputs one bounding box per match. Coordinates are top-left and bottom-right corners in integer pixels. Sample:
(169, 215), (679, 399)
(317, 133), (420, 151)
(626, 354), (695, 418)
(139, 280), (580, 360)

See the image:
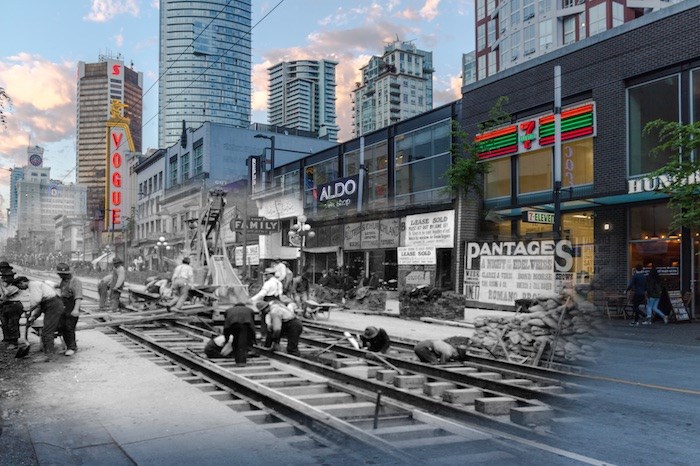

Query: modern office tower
(352, 39), (434, 137)
(474, 0), (680, 81)
(77, 55), (143, 220)
(158, 0), (252, 148)
(268, 60), (339, 141)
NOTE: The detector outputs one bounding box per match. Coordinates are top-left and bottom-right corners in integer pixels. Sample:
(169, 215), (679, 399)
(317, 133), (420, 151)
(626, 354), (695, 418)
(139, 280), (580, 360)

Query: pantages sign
(315, 174), (359, 210)
(463, 239), (574, 307)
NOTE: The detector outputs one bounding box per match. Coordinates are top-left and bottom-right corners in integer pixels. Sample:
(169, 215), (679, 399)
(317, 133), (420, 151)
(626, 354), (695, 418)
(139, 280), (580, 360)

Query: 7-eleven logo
(519, 120), (537, 150)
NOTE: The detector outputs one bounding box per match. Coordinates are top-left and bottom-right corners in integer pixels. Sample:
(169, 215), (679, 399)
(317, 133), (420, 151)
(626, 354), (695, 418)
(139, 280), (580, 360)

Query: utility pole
(553, 65), (562, 241)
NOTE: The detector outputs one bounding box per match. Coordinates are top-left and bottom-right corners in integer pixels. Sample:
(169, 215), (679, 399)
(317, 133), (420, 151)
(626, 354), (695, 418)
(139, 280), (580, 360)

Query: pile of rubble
(469, 292), (604, 366)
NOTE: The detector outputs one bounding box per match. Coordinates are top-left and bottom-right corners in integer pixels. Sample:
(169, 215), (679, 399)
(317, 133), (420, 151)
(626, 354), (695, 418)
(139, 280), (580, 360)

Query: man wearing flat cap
(56, 263), (82, 356)
(17, 276), (65, 362)
(108, 257), (126, 312)
(0, 262), (23, 349)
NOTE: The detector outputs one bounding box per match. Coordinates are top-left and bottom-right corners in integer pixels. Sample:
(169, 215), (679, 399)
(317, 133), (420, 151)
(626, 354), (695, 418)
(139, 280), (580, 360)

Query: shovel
(15, 313), (32, 359)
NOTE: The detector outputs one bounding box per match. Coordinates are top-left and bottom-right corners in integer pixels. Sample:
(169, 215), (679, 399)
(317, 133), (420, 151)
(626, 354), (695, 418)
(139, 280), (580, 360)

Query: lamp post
(254, 134), (275, 189)
(156, 235), (169, 273)
(289, 215), (314, 274)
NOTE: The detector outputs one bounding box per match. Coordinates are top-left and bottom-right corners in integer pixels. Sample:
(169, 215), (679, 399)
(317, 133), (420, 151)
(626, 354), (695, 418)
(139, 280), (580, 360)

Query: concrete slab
(474, 397), (517, 415)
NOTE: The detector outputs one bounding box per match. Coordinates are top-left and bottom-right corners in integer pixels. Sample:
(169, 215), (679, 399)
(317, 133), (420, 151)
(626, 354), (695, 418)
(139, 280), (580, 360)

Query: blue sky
(0, 0), (475, 215)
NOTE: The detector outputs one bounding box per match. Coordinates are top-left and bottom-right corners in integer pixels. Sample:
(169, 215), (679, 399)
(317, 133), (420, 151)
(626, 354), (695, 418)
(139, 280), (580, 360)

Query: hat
(182, 257), (190, 264)
(113, 257), (124, 264)
(56, 262), (71, 274)
(363, 326), (379, 339)
(0, 261), (11, 269)
(255, 301), (270, 312)
(14, 276), (29, 284)
(263, 267), (276, 275)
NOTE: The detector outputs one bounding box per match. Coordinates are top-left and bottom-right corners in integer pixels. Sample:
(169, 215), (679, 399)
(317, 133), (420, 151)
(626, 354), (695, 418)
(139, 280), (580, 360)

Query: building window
(486, 0), (496, 15)
(169, 157), (178, 186)
(518, 148), (552, 194)
(692, 68), (700, 125)
(511, 0), (521, 25)
(563, 16), (576, 45)
(484, 156), (511, 199)
(344, 141), (389, 211)
(523, 0), (535, 20)
(181, 153), (190, 181)
(477, 0), (486, 20)
(612, 2), (624, 27)
(589, 3), (606, 36)
(628, 75), (680, 176)
(539, 19), (553, 50)
(487, 19), (497, 48)
(488, 51), (498, 76)
(523, 24), (536, 55)
(394, 120), (451, 207)
(538, 0), (551, 15)
(561, 138), (594, 187)
(477, 24), (486, 51)
(193, 144), (204, 175)
(478, 54), (487, 80)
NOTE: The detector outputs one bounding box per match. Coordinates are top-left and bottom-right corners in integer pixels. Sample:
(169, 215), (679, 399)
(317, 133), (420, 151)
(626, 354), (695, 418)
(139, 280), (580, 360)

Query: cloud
(115, 30), (125, 47)
(433, 74), (463, 106)
(84, 0), (140, 22)
(398, 0), (442, 21)
(0, 54), (76, 168)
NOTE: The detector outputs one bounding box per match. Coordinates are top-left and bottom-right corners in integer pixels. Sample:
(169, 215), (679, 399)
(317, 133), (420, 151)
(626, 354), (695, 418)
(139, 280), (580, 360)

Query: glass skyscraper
(158, 0), (252, 148)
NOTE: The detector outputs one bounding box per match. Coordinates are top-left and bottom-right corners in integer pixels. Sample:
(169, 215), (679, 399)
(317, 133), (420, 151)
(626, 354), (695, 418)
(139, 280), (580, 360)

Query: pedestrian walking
(17, 276), (65, 362)
(645, 265), (668, 324)
(625, 264), (647, 326)
(56, 263), (82, 356)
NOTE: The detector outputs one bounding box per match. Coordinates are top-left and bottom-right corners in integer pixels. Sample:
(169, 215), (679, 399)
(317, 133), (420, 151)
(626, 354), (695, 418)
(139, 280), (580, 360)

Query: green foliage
(444, 96), (511, 195)
(0, 87), (10, 128)
(644, 119), (700, 231)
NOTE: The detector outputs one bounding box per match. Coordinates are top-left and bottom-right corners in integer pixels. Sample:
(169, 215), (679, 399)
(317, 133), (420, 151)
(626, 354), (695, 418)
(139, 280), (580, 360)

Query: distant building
(158, 0), (252, 147)
(76, 55), (142, 221)
(474, 0), (681, 80)
(462, 52), (476, 87)
(268, 60), (339, 141)
(352, 39), (434, 136)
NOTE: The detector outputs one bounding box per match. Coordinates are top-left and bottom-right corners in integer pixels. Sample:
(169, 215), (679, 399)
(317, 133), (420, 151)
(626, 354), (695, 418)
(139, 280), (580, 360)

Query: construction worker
(0, 262), (23, 349)
(108, 257), (126, 312)
(258, 299), (303, 356)
(223, 299), (256, 365)
(414, 339), (468, 364)
(170, 257), (194, 310)
(360, 326), (391, 354)
(56, 263), (82, 356)
(18, 276), (65, 362)
(251, 268), (283, 303)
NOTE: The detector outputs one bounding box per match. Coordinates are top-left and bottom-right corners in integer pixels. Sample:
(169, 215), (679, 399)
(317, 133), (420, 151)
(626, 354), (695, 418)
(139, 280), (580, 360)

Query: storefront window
(518, 148), (551, 194)
(484, 157), (511, 199)
(628, 75), (680, 176)
(629, 204), (680, 291)
(629, 203), (678, 240)
(693, 68), (700, 126)
(561, 138), (593, 187)
(394, 120), (451, 207)
(304, 158), (338, 208)
(344, 142), (389, 210)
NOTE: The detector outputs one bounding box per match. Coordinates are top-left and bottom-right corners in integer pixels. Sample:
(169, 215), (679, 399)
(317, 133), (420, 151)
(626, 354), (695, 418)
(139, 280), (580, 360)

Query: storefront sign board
(344, 223), (362, 250)
(403, 210), (454, 248)
(361, 221), (380, 249)
(398, 246), (436, 265)
(667, 290), (690, 322)
(379, 218), (400, 248)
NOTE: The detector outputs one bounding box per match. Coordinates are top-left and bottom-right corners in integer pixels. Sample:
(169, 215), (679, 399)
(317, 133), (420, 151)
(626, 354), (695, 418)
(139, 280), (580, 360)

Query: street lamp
(289, 215), (314, 274)
(254, 134), (275, 189)
(156, 235), (170, 273)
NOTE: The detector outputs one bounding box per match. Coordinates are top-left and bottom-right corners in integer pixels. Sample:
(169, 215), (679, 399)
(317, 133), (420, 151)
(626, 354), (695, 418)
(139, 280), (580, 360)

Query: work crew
(0, 262), (23, 349)
(170, 257), (194, 310)
(251, 267), (283, 303)
(258, 300), (303, 356)
(223, 299), (256, 365)
(360, 326), (391, 354)
(414, 339), (468, 364)
(18, 276), (65, 362)
(56, 263), (82, 356)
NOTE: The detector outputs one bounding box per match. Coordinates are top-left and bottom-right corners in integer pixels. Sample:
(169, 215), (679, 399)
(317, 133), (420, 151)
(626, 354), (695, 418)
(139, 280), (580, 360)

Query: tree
(644, 120), (700, 232)
(444, 96), (511, 195)
(0, 87), (11, 128)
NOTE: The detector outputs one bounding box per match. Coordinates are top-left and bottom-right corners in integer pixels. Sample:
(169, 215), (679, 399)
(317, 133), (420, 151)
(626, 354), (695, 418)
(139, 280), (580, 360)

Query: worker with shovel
(16, 276), (65, 363)
(56, 263), (83, 357)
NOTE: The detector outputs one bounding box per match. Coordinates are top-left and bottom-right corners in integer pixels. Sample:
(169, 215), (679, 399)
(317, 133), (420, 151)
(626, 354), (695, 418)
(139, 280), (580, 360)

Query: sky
(0, 0), (476, 218)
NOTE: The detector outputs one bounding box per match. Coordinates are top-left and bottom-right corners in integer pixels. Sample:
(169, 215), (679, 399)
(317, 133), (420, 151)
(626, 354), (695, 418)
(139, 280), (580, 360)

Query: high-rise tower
(158, 0), (252, 147)
(268, 60), (339, 141)
(352, 40), (433, 137)
(76, 56), (142, 220)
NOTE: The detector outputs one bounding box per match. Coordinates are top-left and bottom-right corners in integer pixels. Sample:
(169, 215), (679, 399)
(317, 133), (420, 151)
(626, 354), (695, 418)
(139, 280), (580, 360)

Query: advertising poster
(464, 239), (573, 306)
(379, 218), (400, 248)
(397, 246), (436, 265)
(344, 223), (361, 250)
(361, 221), (380, 249)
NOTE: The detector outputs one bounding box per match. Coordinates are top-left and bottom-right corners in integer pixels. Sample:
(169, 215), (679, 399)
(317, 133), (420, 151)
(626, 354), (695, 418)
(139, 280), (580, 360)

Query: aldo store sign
(316, 175), (359, 210)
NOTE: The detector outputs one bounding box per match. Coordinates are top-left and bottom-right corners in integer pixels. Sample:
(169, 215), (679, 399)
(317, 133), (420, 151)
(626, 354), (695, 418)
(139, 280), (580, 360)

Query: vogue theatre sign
(464, 240), (573, 306)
